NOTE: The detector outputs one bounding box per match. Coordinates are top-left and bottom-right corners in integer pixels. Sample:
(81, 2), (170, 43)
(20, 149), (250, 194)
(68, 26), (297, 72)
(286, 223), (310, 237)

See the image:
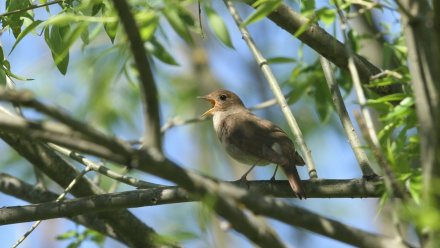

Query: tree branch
(0, 175), (404, 248)
(241, 0), (393, 95)
(48, 143), (161, 188)
(0, 0), (63, 18)
(320, 57), (376, 177)
(111, 0), (162, 152)
(0, 112), (128, 164)
(398, 1), (440, 245)
(0, 90), (132, 157)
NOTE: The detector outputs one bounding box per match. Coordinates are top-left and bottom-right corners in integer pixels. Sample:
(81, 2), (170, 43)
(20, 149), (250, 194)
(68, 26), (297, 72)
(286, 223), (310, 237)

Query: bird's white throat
(212, 108), (243, 132)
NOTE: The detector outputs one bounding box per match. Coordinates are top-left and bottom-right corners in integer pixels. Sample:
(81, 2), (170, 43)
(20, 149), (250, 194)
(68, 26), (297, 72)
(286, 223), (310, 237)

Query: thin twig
(11, 166), (93, 248)
(0, 90), (132, 157)
(370, 70), (403, 81)
(224, 0), (318, 178)
(0, 0), (63, 18)
(111, 0), (162, 154)
(320, 57), (376, 176)
(0, 113), (128, 164)
(48, 143), (162, 188)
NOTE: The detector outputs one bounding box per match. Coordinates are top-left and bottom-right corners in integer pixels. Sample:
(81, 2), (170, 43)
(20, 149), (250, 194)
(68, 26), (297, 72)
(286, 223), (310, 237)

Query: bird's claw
(235, 176), (250, 188)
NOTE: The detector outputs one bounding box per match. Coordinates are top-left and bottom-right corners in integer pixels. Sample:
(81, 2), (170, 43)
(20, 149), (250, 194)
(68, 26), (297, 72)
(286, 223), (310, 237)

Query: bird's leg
(270, 165), (279, 181)
(239, 164), (257, 183)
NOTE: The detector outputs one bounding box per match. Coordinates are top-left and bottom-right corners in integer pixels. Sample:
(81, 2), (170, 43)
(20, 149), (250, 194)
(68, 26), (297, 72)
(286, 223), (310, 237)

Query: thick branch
(0, 113), (128, 164)
(0, 90), (132, 157)
(0, 176), (402, 248)
(399, 1), (440, 245)
(111, 0), (162, 151)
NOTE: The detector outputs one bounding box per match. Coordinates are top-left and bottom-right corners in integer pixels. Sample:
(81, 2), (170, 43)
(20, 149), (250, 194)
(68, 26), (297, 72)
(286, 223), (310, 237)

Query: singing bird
(199, 89), (306, 199)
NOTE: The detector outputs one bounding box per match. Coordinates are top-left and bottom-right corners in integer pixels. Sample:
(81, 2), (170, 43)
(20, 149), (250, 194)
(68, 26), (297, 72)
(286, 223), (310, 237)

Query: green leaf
(301, 0), (315, 12)
(45, 25), (70, 75)
(317, 7), (335, 27)
(56, 230), (77, 240)
(92, 2), (104, 16)
(9, 20), (43, 55)
(136, 11), (159, 41)
(147, 38), (179, 65)
(0, 46), (4, 62)
(293, 18), (313, 37)
(103, 3), (118, 43)
(0, 67), (6, 86)
(5, 0), (32, 38)
(266, 57), (296, 64)
(205, 5), (233, 48)
(314, 79), (332, 122)
(163, 7), (193, 44)
(242, 0), (282, 27)
(367, 93), (407, 104)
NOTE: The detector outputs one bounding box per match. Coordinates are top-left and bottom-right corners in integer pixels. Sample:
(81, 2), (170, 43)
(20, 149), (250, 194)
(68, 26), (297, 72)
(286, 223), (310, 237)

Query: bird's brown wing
(223, 111), (307, 199)
(222, 112), (303, 165)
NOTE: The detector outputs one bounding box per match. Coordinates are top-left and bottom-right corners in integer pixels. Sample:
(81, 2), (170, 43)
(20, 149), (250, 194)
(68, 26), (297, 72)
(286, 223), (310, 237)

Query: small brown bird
(199, 89), (306, 199)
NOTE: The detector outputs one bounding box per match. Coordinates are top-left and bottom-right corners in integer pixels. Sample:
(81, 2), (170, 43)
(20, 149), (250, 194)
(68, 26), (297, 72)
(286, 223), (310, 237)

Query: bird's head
(198, 89), (245, 118)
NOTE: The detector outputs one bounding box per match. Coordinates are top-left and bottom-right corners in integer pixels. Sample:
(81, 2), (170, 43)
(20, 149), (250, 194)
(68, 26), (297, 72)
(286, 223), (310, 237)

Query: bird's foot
(363, 173), (379, 180)
(235, 175), (250, 188)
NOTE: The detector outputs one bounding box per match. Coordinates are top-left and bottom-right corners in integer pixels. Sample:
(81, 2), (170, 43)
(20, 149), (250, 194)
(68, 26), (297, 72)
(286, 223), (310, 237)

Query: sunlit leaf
(242, 0), (282, 27)
(205, 5), (233, 48)
(317, 7), (335, 27)
(267, 57), (296, 64)
(103, 2), (118, 43)
(136, 11), (159, 41)
(56, 230), (77, 240)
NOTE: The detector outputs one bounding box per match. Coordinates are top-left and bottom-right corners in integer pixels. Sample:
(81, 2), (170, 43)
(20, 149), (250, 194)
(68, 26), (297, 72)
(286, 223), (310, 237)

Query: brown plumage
(199, 89), (306, 199)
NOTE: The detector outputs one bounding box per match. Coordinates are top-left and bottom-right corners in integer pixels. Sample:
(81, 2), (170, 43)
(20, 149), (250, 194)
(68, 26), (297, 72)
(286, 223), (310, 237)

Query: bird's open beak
(198, 95), (216, 118)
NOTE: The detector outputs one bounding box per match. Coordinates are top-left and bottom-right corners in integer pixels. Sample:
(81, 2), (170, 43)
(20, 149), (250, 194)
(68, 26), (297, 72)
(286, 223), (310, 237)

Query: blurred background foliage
(0, 0), (425, 247)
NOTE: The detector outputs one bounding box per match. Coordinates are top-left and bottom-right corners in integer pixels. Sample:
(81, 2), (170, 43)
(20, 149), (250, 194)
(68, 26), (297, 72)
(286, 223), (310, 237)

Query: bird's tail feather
(281, 164), (306, 200)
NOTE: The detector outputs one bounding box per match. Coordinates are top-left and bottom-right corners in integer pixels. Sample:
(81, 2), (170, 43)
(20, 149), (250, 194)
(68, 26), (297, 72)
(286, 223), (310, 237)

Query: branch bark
(398, 1), (440, 246)
(0, 175), (403, 248)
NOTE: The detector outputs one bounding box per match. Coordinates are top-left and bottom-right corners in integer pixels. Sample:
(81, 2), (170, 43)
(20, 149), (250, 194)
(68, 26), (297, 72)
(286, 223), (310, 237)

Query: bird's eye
(219, 94), (227, 101)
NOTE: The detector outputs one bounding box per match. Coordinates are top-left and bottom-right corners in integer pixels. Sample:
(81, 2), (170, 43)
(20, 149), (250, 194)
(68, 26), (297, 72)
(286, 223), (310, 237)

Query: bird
(199, 89), (306, 199)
